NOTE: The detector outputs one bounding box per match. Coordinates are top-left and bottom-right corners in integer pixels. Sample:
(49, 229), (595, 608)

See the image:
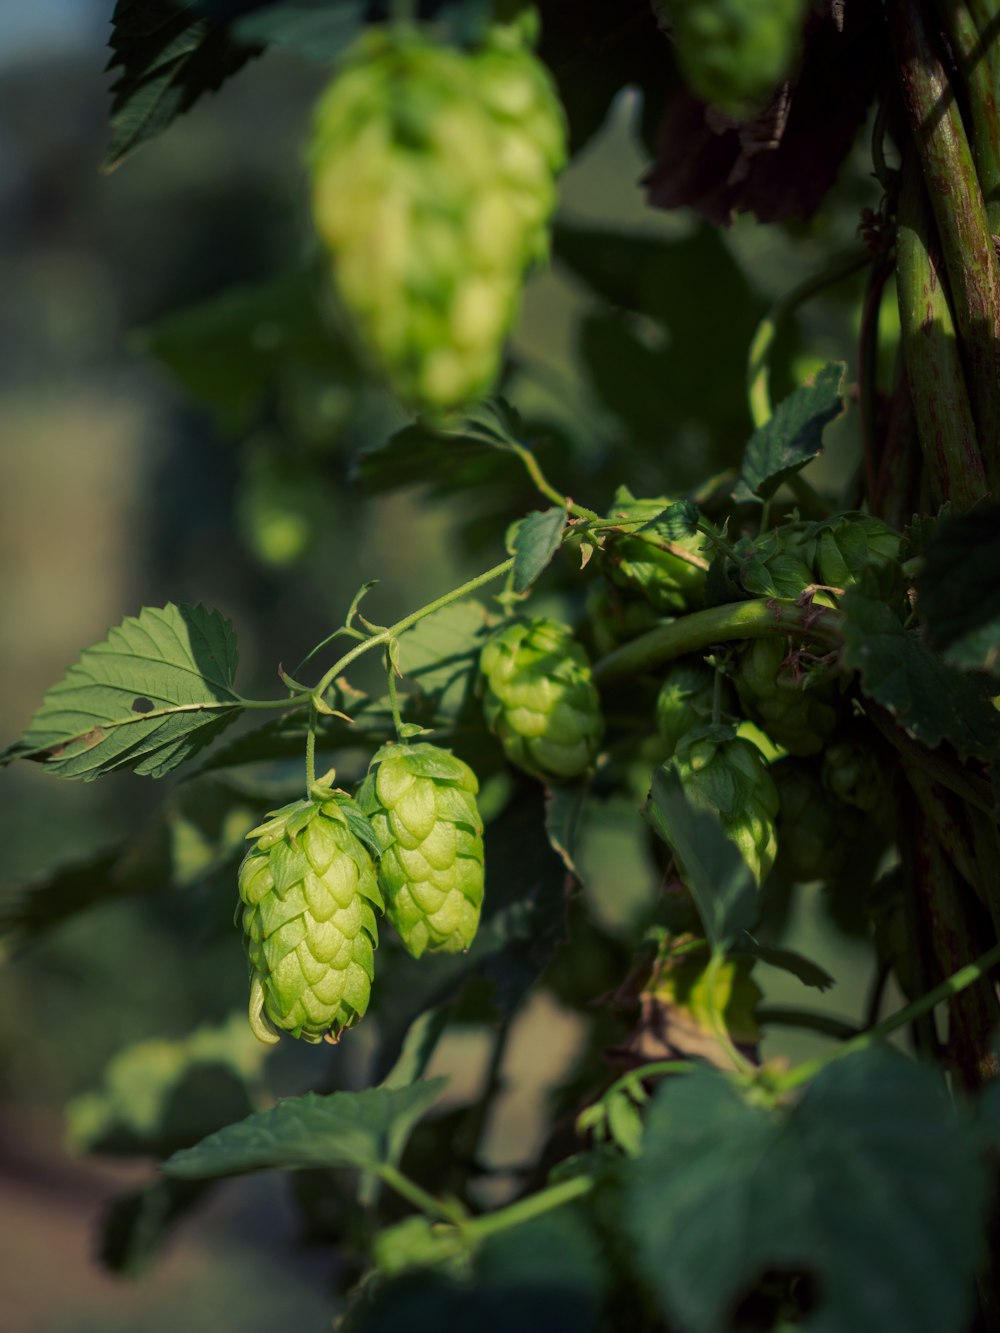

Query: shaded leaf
(644, 766), (758, 951)
(163, 1079), (447, 1179)
(629, 1049), (987, 1333)
(105, 1), (260, 169)
(734, 362), (845, 502)
(640, 500), (700, 540)
(733, 937), (834, 991)
(544, 783), (587, 877)
(512, 508), (566, 593)
(397, 599), (489, 720)
(6, 604), (244, 780)
(100, 1176), (216, 1276)
(842, 589), (1000, 762)
(918, 503), (1000, 676)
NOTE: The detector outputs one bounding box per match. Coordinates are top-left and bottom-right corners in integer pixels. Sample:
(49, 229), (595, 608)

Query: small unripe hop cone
(309, 22), (566, 415)
(238, 790), (383, 1044)
(358, 743), (485, 957)
(480, 617), (604, 782)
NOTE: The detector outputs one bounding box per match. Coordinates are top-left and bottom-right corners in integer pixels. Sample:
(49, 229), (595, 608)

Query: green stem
(508, 440), (598, 521)
(305, 701), (317, 793)
(385, 645), (405, 740)
(378, 1164), (465, 1224)
(459, 1174), (594, 1244)
(705, 951), (753, 1073)
(936, 0), (1000, 233)
(311, 557), (514, 701)
(592, 599), (843, 687)
(890, 0), (1000, 471)
(895, 148), (987, 508)
(237, 692), (313, 711)
(746, 250), (871, 427)
(779, 938), (1000, 1092)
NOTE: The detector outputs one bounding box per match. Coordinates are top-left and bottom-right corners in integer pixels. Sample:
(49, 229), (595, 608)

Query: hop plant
(733, 636), (839, 756)
(480, 617), (604, 781)
(673, 724), (779, 884)
(772, 757), (858, 884)
(655, 658), (732, 757)
(603, 487), (706, 614)
(729, 526), (818, 601)
(822, 737), (886, 813)
(357, 742), (485, 958)
(803, 513), (901, 591)
(237, 788), (383, 1045)
(309, 21), (566, 415)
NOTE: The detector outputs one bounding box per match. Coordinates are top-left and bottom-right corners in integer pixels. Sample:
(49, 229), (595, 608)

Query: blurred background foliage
(0, 3), (886, 1328)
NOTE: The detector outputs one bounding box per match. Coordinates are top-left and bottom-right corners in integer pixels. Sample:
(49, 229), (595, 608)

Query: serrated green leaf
(105, 2), (260, 168)
(842, 589), (1000, 761)
(644, 766), (758, 951)
(10, 604), (244, 780)
(512, 508), (566, 593)
(640, 500), (701, 540)
(163, 1079), (447, 1179)
(917, 503), (1000, 676)
(629, 1049), (987, 1333)
(734, 362), (845, 502)
(397, 600), (488, 720)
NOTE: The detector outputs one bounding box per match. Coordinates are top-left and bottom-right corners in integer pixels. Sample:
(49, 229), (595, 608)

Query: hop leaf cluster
(672, 725), (779, 884)
(309, 24), (565, 414)
(358, 742), (485, 958)
(480, 616), (604, 781)
(238, 792), (383, 1045)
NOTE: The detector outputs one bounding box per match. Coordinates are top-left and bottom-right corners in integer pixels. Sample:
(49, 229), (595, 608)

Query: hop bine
(480, 616), (604, 782)
(237, 787), (383, 1044)
(358, 742), (485, 958)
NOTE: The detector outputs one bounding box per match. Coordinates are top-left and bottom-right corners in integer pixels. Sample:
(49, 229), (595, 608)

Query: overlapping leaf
(734, 362), (845, 502)
(917, 503), (1000, 676)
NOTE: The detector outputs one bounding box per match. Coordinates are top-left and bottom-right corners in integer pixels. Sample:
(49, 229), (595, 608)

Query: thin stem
(311, 557), (514, 702)
(378, 1164), (464, 1224)
(778, 938), (1000, 1092)
(460, 1174), (594, 1243)
(385, 645), (405, 740)
(508, 440), (598, 521)
(747, 250), (871, 427)
(592, 599), (843, 687)
(305, 701), (317, 793)
(237, 692), (313, 711)
(704, 951), (754, 1074)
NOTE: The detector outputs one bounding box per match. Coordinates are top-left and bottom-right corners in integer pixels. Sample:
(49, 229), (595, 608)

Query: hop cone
(238, 791), (383, 1044)
(358, 743), (484, 958)
(803, 513), (901, 591)
(309, 22), (565, 415)
(772, 757), (858, 884)
(822, 737), (885, 813)
(655, 659), (732, 757)
(603, 487), (706, 614)
(673, 724), (779, 884)
(730, 527), (818, 601)
(734, 637), (838, 756)
(480, 617), (604, 781)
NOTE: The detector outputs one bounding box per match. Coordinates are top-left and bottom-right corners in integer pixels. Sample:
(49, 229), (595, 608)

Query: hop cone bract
(238, 792), (383, 1044)
(655, 659), (732, 757)
(309, 23), (566, 415)
(803, 513), (901, 591)
(480, 617), (604, 781)
(358, 743), (485, 958)
(673, 724), (779, 884)
(734, 636), (839, 756)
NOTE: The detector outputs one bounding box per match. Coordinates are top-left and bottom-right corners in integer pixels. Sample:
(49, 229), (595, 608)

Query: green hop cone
(733, 637), (839, 756)
(822, 737), (886, 814)
(309, 23), (566, 415)
(673, 724), (779, 884)
(772, 757), (859, 884)
(803, 512), (902, 592)
(655, 659), (733, 757)
(357, 742), (484, 958)
(729, 526), (818, 601)
(480, 617), (604, 782)
(603, 487), (706, 614)
(238, 790), (383, 1045)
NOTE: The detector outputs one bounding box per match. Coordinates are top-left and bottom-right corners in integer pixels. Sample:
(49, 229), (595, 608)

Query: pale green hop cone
(309, 22), (566, 415)
(237, 791), (383, 1045)
(480, 617), (604, 782)
(358, 743), (484, 958)
(672, 724), (780, 884)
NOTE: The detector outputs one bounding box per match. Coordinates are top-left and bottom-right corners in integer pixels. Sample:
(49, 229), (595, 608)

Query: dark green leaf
(640, 500), (700, 540)
(9, 604), (244, 780)
(644, 766), (758, 951)
(105, 2), (260, 169)
(734, 362), (846, 502)
(842, 588), (1000, 762)
(544, 783), (587, 877)
(733, 937), (834, 991)
(917, 503), (1000, 676)
(512, 508), (566, 593)
(629, 1049), (987, 1333)
(163, 1079), (447, 1179)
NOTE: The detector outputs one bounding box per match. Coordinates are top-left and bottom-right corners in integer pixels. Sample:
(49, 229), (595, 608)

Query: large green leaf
(105, 1), (261, 169)
(733, 362), (845, 502)
(163, 1079), (447, 1179)
(5, 604), (245, 780)
(842, 589), (1000, 762)
(512, 508), (566, 594)
(628, 1049), (987, 1333)
(917, 503), (1000, 676)
(644, 765), (758, 951)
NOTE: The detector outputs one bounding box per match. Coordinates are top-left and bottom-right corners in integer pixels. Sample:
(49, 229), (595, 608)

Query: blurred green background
(0, 7), (886, 1329)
